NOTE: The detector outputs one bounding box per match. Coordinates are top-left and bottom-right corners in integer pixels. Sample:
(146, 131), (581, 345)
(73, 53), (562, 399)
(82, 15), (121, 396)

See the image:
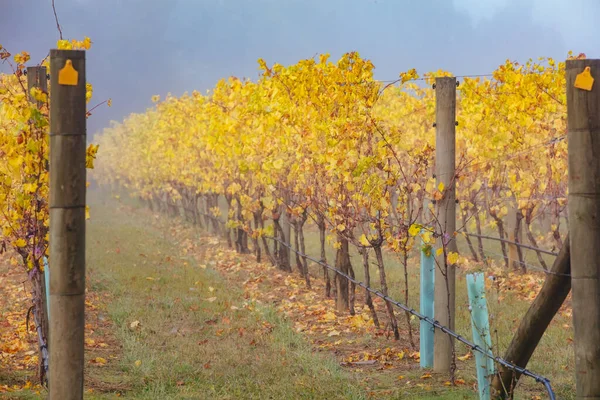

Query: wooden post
(283, 208), (292, 266)
(466, 273), (494, 400)
(567, 58), (600, 399)
(433, 76), (457, 373)
(49, 49), (87, 400)
(492, 234), (570, 397)
(44, 257), (50, 322)
(420, 230), (435, 368)
(506, 202), (519, 270)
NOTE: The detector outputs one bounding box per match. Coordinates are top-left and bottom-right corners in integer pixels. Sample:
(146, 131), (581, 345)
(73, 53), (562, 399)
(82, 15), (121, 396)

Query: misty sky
(1, 0), (598, 138)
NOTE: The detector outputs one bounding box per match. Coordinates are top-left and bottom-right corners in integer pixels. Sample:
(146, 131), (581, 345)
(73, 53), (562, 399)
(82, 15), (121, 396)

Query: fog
(1, 0), (597, 137)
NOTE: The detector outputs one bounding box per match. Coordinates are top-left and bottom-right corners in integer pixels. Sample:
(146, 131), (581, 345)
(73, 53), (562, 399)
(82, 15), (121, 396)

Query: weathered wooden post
(566, 58), (600, 399)
(49, 49), (87, 400)
(492, 236), (571, 397)
(433, 76), (457, 373)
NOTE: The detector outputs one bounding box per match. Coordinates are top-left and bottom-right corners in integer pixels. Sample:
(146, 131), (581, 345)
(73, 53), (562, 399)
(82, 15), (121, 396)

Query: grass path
(83, 195), (371, 399)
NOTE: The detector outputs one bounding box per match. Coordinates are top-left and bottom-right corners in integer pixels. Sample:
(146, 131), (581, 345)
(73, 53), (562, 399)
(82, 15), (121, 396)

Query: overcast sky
(1, 0), (598, 138)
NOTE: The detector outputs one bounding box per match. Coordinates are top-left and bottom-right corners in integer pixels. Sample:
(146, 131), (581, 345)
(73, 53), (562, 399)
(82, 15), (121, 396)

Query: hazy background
(1, 0), (597, 138)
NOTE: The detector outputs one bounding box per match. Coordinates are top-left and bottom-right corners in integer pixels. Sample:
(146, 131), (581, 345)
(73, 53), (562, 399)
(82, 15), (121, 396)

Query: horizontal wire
(460, 232), (558, 256)
(473, 244), (569, 277)
(192, 207), (558, 394)
(262, 235), (555, 399)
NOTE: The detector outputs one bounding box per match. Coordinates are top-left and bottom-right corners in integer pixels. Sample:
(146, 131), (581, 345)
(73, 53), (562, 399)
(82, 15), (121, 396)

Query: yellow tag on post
(574, 66), (594, 91)
(58, 59), (78, 86)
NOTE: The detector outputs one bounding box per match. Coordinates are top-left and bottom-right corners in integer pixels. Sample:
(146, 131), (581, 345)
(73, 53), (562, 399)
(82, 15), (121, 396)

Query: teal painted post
(419, 232), (434, 368)
(466, 272), (494, 400)
(44, 257), (50, 322)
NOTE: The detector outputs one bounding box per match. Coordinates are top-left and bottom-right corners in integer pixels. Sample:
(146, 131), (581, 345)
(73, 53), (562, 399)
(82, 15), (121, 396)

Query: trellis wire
(193, 208), (556, 396)
(264, 235), (556, 400)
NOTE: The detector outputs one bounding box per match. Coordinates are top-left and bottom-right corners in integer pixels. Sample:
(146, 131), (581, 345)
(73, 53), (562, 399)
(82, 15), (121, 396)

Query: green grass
(87, 194), (370, 399)
(4, 193), (370, 400)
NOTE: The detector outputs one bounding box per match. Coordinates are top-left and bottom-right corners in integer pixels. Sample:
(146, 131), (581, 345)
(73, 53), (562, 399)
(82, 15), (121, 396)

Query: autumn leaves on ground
(1, 193), (574, 399)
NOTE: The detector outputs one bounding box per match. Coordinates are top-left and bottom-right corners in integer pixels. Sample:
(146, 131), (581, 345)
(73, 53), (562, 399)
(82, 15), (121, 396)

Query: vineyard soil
(1, 191), (576, 399)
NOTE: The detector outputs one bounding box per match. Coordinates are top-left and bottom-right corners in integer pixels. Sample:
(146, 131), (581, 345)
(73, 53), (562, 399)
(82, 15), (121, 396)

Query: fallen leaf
(93, 357), (107, 365)
(322, 311), (336, 321)
(130, 320), (140, 329)
(206, 297), (217, 303)
(328, 330), (341, 337)
(457, 352), (472, 361)
(134, 360), (142, 367)
(420, 373), (432, 380)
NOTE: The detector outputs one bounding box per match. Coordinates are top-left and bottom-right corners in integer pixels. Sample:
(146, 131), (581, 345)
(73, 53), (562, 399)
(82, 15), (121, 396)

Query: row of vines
(93, 51), (581, 345)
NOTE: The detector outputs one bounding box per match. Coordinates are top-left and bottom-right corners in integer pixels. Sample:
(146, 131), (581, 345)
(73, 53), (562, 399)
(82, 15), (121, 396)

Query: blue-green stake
(466, 272), (495, 400)
(419, 232), (434, 368)
(44, 256), (50, 322)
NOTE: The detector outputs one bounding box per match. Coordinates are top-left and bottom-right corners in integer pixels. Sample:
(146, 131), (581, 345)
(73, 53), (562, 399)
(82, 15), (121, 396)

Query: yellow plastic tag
(58, 59), (78, 86)
(574, 66), (594, 91)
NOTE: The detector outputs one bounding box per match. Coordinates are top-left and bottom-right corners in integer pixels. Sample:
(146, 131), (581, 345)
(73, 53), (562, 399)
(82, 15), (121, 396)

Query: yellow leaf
(408, 224), (420, 237)
(134, 360), (142, 367)
(420, 373), (432, 379)
(447, 251), (459, 265)
(359, 234), (370, 246)
(336, 224), (346, 232)
(95, 357), (107, 365)
(436, 248), (444, 257)
(15, 239), (27, 248)
(437, 182), (445, 192)
(322, 311), (336, 321)
(457, 352), (472, 361)
(421, 232), (432, 244)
